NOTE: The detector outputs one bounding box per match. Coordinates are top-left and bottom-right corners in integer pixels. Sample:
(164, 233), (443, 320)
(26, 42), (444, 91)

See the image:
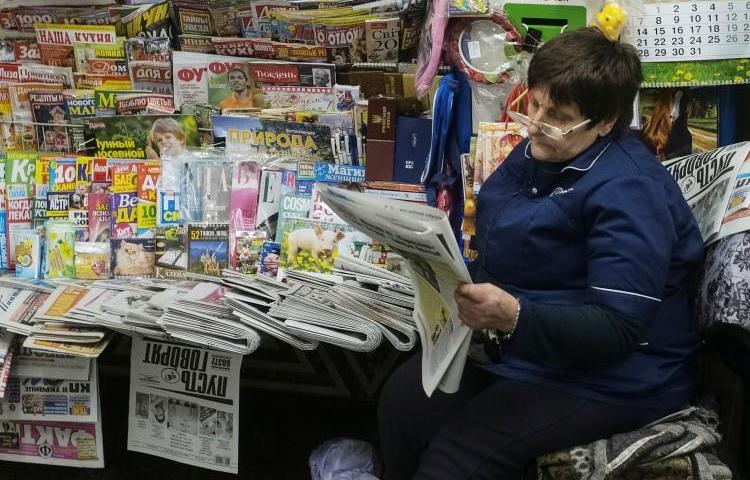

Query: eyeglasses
(506, 109), (591, 140)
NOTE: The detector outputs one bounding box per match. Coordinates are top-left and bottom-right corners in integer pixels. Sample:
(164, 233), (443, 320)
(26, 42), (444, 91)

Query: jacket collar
(523, 135), (613, 173)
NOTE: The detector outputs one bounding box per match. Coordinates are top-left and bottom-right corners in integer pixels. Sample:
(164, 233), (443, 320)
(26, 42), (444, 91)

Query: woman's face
(527, 88), (611, 163)
(155, 132), (185, 156)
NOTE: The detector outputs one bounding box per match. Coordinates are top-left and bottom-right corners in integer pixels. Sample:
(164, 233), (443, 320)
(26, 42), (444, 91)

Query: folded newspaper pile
(0, 220), (423, 358)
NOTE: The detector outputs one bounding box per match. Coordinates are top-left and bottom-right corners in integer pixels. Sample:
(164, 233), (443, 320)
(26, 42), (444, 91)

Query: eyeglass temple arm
(508, 88), (529, 111)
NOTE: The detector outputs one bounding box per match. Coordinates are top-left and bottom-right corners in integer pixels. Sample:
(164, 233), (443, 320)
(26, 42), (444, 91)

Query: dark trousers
(377, 355), (682, 480)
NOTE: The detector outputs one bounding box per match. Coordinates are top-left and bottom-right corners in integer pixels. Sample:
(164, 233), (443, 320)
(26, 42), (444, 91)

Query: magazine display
(664, 142), (750, 244)
(127, 337), (241, 473)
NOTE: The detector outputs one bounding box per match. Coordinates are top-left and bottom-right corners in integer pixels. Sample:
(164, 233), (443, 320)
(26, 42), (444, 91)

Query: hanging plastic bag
(442, 13), (523, 85)
(414, 0), (449, 98)
(309, 438), (382, 480)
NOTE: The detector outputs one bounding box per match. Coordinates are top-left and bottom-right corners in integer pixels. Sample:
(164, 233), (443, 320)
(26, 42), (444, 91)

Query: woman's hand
(454, 283), (519, 333)
(145, 137), (159, 160)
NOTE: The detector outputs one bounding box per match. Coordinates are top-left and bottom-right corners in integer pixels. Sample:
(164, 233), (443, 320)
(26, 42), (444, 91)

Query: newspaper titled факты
(318, 185), (472, 397)
(127, 338), (242, 473)
(664, 142), (750, 244)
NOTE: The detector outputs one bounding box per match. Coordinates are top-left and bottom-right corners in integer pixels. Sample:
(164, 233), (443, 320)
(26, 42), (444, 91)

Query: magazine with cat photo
(111, 238), (155, 278)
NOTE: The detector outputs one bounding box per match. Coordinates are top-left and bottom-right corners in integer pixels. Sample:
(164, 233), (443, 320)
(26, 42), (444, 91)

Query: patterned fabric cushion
(695, 233), (750, 333)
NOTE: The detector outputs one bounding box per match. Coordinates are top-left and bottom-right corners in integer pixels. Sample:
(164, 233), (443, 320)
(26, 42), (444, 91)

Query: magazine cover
(0, 87), (15, 151)
(5, 152), (37, 269)
(74, 241), (110, 279)
(70, 156), (92, 241)
(233, 231), (267, 274)
(110, 192), (138, 240)
(46, 221), (76, 279)
(275, 194), (312, 242)
(257, 240), (280, 278)
(0, 157), (7, 269)
(119, 1), (176, 46)
(72, 38), (126, 74)
(187, 223), (229, 276)
(250, 62), (335, 90)
(35, 23), (117, 67)
(261, 86), (335, 111)
(278, 218), (356, 275)
(154, 225), (187, 279)
(110, 162), (139, 239)
(125, 37), (172, 64)
(129, 61), (174, 96)
(211, 115), (334, 161)
(33, 155), (52, 228)
(229, 160), (261, 233)
(88, 114), (199, 159)
(29, 91), (71, 153)
(199, 161), (233, 223)
(11, 229), (42, 279)
(209, 62), (254, 111)
(364, 18), (399, 63)
(137, 161), (160, 237)
(171, 51), (254, 109)
(65, 92), (96, 151)
(111, 237), (155, 278)
(639, 87), (719, 161)
(116, 93), (175, 116)
(88, 190), (111, 242)
(255, 169), (282, 233)
(10, 83), (66, 151)
(95, 89), (138, 118)
(47, 157), (76, 221)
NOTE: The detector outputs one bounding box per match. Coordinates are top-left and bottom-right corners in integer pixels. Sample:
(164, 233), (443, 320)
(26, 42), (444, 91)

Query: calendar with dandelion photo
(642, 58), (750, 87)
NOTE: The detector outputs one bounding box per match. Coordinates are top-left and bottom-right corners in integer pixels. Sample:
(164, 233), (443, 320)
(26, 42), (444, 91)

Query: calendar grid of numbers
(623, 0), (750, 62)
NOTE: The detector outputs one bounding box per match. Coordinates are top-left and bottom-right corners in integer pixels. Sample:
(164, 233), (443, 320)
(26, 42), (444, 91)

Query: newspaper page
(11, 348), (91, 381)
(0, 404), (104, 467)
(0, 362), (98, 423)
(664, 142), (750, 244)
(716, 156), (750, 240)
(127, 338), (242, 473)
(318, 185), (472, 397)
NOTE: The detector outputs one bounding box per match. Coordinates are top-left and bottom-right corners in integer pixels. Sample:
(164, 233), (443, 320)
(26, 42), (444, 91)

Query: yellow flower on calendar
(683, 72), (694, 81)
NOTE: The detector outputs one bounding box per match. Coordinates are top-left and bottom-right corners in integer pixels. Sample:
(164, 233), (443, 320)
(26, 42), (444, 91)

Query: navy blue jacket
(473, 132), (704, 407)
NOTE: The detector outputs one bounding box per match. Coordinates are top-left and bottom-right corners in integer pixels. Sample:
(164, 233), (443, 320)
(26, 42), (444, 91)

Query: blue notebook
(394, 116), (432, 185)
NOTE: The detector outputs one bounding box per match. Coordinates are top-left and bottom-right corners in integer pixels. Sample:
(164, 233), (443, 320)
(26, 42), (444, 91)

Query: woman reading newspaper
(378, 28), (705, 479)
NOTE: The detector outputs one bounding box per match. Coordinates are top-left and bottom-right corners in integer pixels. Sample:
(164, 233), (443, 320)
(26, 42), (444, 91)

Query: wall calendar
(623, 0), (750, 62)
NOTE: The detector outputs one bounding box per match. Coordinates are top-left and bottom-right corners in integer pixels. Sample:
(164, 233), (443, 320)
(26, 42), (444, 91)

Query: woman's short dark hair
(528, 27), (642, 135)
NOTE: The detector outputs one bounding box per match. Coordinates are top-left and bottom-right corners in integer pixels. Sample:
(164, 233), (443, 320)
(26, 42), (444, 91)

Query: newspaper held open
(127, 338), (242, 473)
(317, 185), (472, 397)
(664, 142), (750, 244)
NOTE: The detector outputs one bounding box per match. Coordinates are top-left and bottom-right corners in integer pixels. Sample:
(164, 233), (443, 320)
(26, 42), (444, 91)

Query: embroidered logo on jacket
(550, 187), (574, 197)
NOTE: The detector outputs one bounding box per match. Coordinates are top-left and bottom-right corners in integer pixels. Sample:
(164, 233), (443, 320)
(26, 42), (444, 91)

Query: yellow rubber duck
(595, 3), (627, 41)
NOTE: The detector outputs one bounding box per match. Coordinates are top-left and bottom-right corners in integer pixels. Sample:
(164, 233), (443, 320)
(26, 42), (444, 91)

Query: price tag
(623, 0), (750, 62)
